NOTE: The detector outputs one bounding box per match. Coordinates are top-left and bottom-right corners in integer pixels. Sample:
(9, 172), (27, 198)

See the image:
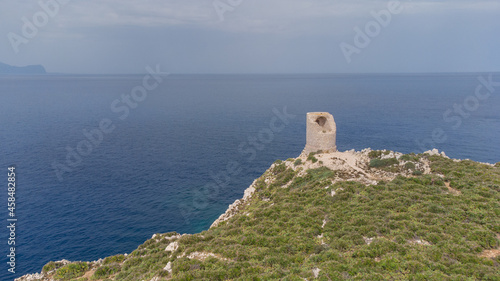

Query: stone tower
(303, 112), (337, 154)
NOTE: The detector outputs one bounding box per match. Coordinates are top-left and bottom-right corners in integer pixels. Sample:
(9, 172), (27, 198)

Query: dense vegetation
(34, 154), (500, 280)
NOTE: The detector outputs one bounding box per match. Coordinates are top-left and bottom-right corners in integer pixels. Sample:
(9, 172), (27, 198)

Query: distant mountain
(0, 62), (46, 74)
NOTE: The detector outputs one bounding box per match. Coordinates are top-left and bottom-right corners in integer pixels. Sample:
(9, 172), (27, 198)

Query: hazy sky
(1, 0), (499, 74)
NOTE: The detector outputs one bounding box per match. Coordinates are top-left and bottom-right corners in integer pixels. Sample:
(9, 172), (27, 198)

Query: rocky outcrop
(210, 177), (258, 228)
(19, 145), (494, 280)
(210, 147), (438, 230)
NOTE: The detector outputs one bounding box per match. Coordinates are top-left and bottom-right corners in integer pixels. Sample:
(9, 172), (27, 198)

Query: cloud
(50, 0), (390, 34)
(1, 0), (499, 73)
(5, 0), (500, 35)
(57, 0), (213, 28)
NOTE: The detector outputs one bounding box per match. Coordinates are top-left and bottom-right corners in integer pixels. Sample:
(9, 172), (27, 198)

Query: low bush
(400, 153), (419, 162)
(54, 262), (89, 280)
(368, 150), (383, 159)
(404, 162), (416, 170)
(369, 158), (399, 168)
(103, 254), (125, 265)
(93, 264), (121, 279)
(42, 261), (58, 273)
(412, 170), (423, 176)
(307, 153), (318, 163)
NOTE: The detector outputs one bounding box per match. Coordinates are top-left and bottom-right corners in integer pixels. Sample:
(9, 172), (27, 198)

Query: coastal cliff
(17, 149), (500, 280)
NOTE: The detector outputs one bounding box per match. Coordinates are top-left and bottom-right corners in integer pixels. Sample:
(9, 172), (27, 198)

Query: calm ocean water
(0, 73), (499, 279)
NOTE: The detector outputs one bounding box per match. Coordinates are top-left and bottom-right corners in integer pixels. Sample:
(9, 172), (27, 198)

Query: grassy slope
(39, 154), (500, 280)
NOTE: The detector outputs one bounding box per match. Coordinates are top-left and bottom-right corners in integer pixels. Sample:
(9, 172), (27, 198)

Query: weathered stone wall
(303, 112), (337, 154)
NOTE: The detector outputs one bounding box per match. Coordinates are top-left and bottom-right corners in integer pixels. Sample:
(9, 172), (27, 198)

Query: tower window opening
(315, 117), (327, 127)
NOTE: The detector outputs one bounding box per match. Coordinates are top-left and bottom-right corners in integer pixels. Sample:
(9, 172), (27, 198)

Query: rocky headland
(0, 62), (46, 75)
(16, 148), (500, 280)
(16, 112), (500, 280)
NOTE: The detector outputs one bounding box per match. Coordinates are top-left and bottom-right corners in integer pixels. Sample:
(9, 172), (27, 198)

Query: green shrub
(42, 261), (66, 273)
(103, 254), (126, 265)
(271, 167), (296, 188)
(54, 262), (89, 280)
(368, 150), (383, 159)
(294, 159), (302, 166)
(404, 162), (416, 170)
(400, 153), (420, 162)
(307, 153), (318, 163)
(271, 163), (287, 175)
(495, 162), (500, 168)
(92, 264), (121, 279)
(369, 158), (399, 168)
(307, 166), (336, 179)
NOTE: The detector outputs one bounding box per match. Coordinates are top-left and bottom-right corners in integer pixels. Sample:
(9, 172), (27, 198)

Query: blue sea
(0, 73), (499, 280)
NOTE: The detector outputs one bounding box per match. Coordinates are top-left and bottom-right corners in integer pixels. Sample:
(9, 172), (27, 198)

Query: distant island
(0, 62), (46, 75)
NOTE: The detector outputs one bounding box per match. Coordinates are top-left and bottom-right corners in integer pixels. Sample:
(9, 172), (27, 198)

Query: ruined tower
(303, 112), (337, 154)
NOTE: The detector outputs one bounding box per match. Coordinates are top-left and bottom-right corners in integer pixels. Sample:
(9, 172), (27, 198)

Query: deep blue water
(0, 73), (499, 280)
